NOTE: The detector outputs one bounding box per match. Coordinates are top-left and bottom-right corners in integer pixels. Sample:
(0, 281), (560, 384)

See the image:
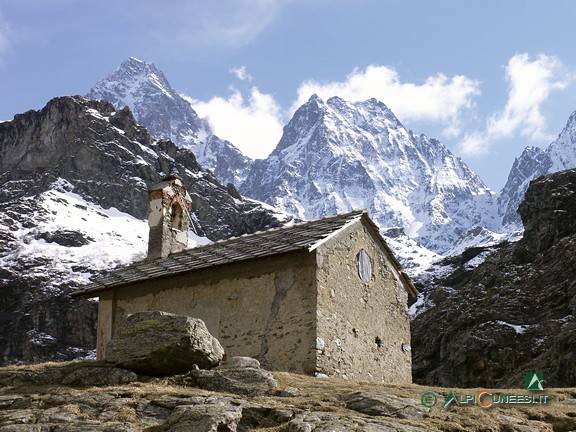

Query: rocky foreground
(0, 361), (575, 431)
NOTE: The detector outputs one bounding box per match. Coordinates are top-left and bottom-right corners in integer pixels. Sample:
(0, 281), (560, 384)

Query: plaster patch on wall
(258, 268), (295, 365)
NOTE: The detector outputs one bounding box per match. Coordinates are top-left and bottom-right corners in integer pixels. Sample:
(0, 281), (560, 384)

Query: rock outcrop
(411, 169), (576, 387)
(183, 359), (277, 396)
(1, 361), (575, 431)
(105, 311), (224, 376)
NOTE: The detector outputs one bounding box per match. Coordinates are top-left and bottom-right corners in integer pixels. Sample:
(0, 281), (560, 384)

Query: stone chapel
(75, 176), (417, 382)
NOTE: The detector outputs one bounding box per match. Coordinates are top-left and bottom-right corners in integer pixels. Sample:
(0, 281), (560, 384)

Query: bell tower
(147, 175), (193, 260)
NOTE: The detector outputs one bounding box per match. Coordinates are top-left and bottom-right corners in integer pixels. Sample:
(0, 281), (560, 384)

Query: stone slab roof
(74, 209), (417, 298)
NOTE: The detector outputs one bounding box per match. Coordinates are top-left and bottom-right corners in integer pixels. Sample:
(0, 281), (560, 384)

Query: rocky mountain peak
(241, 94), (497, 260)
(101, 57), (173, 100)
(88, 58), (252, 186)
(88, 58), (203, 141)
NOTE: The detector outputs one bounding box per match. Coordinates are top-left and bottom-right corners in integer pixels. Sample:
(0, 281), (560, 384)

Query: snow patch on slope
(1, 179), (209, 291)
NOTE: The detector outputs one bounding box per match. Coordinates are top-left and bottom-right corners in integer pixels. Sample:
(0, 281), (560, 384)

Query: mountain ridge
(241, 94), (499, 260)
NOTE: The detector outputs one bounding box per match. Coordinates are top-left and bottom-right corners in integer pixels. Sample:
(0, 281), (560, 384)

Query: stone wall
(103, 251), (318, 373)
(314, 221), (412, 382)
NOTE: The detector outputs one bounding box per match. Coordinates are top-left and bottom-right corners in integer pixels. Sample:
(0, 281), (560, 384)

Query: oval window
(356, 249), (372, 283)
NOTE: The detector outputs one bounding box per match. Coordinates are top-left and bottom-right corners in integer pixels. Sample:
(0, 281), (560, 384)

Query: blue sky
(1, 0), (576, 190)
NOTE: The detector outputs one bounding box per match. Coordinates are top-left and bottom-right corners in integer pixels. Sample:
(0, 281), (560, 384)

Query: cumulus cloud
(191, 64), (482, 159)
(230, 66), (252, 81)
(459, 53), (572, 156)
(190, 86), (284, 159)
(190, 56), (571, 161)
(293, 65), (480, 137)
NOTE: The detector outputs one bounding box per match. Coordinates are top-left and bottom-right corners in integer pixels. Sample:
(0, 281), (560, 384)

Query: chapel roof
(73, 209), (417, 297)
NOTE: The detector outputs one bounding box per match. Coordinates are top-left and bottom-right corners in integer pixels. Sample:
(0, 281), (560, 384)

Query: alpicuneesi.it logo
(526, 372), (545, 391)
(420, 372), (549, 409)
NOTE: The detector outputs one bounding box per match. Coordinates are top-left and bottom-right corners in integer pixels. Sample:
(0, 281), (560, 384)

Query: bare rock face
(106, 311), (224, 376)
(411, 169), (576, 388)
(517, 169), (576, 253)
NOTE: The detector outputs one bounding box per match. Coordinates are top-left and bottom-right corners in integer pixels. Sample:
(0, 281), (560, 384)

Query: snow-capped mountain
(0, 95), (289, 365)
(87, 57), (252, 186)
(498, 110), (576, 227)
(241, 95), (498, 259)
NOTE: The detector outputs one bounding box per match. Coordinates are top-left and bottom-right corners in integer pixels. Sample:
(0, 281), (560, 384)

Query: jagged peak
(242, 90), (495, 259)
(563, 109), (576, 129)
(88, 58), (253, 187)
(127, 56), (145, 64)
(553, 109), (576, 148)
(307, 93), (323, 104)
(294, 95), (397, 129)
(89, 57), (173, 101)
(118, 57), (162, 76)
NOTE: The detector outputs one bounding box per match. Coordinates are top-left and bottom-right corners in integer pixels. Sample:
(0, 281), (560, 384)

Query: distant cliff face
(412, 169), (576, 388)
(0, 96), (289, 365)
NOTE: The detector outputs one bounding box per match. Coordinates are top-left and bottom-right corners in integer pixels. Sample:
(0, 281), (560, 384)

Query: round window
(356, 249), (372, 283)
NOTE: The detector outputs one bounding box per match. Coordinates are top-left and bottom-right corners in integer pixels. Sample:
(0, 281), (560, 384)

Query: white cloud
(190, 86), (284, 159)
(230, 66), (252, 82)
(459, 53), (572, 156)
(191, 64), (481, 160)
(293, 65), (480, 137)
(190, 56), (571, 162)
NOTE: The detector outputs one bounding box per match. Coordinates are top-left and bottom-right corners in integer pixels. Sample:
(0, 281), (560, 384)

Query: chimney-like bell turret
(147, 175), (193, 260)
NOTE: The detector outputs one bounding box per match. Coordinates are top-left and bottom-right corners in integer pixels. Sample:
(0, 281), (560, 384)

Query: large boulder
(106, 311), (224, 376)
